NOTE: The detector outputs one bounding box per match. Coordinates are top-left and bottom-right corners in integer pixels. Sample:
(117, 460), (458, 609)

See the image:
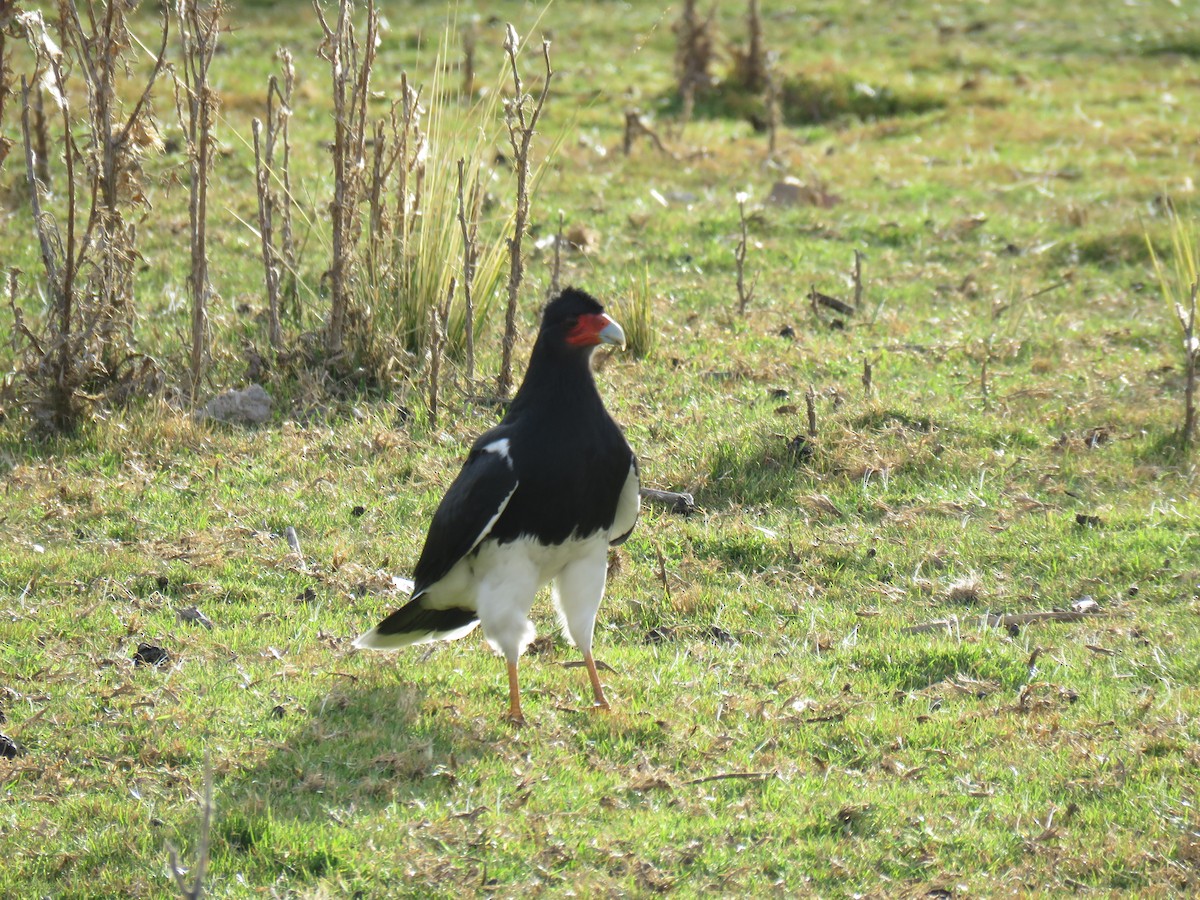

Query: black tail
(354, 597), (479, 650)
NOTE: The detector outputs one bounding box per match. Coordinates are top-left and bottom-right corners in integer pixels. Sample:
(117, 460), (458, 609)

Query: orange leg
(505, 660), (526, 726)
(584, 651), (611, 711)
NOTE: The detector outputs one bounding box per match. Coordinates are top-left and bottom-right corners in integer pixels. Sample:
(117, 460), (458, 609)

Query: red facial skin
(565, 313), (614, 347)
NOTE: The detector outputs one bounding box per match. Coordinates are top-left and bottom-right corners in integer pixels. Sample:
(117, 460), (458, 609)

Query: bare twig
(549, 210), (564, 297)
(428, 277), (454, 427)
(251, 118), (281, 346)
(177, 0), (223, 401)
(805, 385), (817, 437)
(284, 526), (306, 571)
(498, 26), (553, 398)
(252, 50), (297, 346)
(31, 85), (49, 185)
(902, 608), (1102, 635)
(456, 157), (478, 383)
(167, 755), (214, 900)
(809, 287), (855, 316)
(738, 0), (766, 92)
(314, 0), (379, 359)
(735, 192), (759, 315)
(764, 50), (781, 159)
(686, 770), (774, 786)
(1180, 282), (1198, 447)
(271, 50), (297, 312)
(674, 0), (715, 127)
(461, 15), (478, 96)
(852, 249), (864, 309)
(0, 22), (14, 172)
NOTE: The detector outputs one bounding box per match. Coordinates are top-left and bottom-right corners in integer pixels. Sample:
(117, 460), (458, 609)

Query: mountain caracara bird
(354, 288), (640, 724)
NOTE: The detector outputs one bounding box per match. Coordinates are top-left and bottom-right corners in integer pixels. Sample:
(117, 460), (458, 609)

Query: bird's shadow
(218, 676), (500, 829)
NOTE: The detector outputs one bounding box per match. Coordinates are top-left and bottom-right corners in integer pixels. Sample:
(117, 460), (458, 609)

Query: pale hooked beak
(598, 315), (626, 350)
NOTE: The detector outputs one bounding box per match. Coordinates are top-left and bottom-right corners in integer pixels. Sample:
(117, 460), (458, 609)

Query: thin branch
(685, 770), (775, 786)
(902, 608), (1102, 636)
(498, 28), (553, 397)
(167, 754), (213, 900)
(456, 157), (477, 383)
(735, 193), (758, 315)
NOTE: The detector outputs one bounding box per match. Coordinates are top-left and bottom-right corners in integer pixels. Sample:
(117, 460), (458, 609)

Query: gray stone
(197, 384), (273, 425)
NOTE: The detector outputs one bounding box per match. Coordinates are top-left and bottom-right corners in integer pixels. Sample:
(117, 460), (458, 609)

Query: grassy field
(2, 0), (1200, 896)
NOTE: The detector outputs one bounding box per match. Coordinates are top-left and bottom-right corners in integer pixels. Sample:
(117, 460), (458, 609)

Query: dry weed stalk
(456, 156), (479, 382)
(764, 50), (781, 159)
(1180, 284), (1198, 448)
(1162, 281), (1199, 448)
(0, 9), (15, 171)
(12, 2), (167, 432)
(734, 191), (759, 315)
(805, 385), (818, 437)
(273, 51), (297, 309)
(252, 49), (296, 349)
(548, 210), (564, 298)
(391, 74), (425, 262)
(853, 249), (864, 309)
(461, 15), (478, 97)
(251, 119), (281, 348)
(497, 24), (553, 398)
(862, 357), (876, 398)
(167, 756), (213, 900)
(176, 0), (223, 399)
(31, 83), (49, 184)
(427, 277), (453, 427)
(735, 0), (767, 92)
(314, 0), (378, 359)
(674, 0), (715, 125)
(1148, 210), (1200, 450)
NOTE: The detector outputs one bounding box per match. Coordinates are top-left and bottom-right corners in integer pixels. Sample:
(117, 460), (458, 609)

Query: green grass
(3, 0), (1200, 897)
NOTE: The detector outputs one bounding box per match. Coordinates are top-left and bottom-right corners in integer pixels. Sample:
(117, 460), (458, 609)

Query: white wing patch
(467, 481), (518, 556)
(482, 438), (513, 464)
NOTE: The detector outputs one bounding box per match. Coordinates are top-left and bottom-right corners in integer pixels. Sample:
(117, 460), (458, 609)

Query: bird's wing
(411, 437), (519, 596)
(609, 455), (641, 546)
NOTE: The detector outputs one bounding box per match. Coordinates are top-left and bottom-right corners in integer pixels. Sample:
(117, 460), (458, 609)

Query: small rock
(1075, 513), (1103, 527)
(133, 643), (169, 667)
(645, 626), (676, 645)
(765, 176), (840, 209)
(270, 705), (287, 720)
(1071, 596), (1100, 614)
(351, 505), (366, 518)
(778, 325), (796, 339)
(196, 384), (273, 426)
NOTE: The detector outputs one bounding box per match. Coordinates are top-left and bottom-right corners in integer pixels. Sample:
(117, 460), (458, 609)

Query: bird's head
(541, 288), (626, 352)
